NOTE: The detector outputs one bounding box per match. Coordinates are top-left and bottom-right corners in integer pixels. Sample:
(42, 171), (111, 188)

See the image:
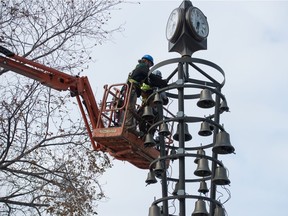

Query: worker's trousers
(124, 88), (137, 128)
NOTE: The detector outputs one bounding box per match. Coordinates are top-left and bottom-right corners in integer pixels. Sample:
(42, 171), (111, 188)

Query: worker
(124, 55), (154, 129)
(138, 70), (169, 135)
(140, 70), (168, 106)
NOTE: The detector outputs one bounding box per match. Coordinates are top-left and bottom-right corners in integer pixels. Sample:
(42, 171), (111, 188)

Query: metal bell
(142, 105), (154, 121)
(194, 158), (211, 177)
(194, 149), (205, 164)
(197, 88), (215, 109)
(212, 166), (230, 185)
(153, 92), (163, 105)
(198, 121), (213, 136)
(192, 199), (209, 216)
(148, 204), (161, 216)
(173, 123), (192, 141)
(198, 180), (209, 194)
(154, 159), (164, 177)
(212, 131), (235, 154)
(145, 170), (157, 185)
(214, 206), (226, 216)
(159, 122), (171, 136)
(219, 100), (229, 113)
(144, 133), (156, 147)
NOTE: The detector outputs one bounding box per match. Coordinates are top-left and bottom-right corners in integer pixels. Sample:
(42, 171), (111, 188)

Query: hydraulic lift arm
(0, 46), (172, 169)
(0, 46), (103, 150)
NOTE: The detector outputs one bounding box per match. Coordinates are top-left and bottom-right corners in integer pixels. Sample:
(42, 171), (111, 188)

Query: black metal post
(157, 100), (169, 216)
(178, 62), (186, 216)
(209, 86), (221, 216)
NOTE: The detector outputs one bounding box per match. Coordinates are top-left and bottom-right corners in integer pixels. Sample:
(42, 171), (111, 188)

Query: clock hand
(196, 22), (200, 31)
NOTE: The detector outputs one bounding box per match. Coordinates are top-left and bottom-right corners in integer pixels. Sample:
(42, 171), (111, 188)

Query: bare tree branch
(0, 0), (127, 214)
(0, 0), (126, 74)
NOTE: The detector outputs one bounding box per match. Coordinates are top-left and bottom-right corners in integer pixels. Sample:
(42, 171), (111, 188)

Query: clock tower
(146, 2), (233, 216)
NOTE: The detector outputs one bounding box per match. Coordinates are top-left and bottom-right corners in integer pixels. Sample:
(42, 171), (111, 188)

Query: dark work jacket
(130, 62), (149, 83)
(129, 62), (167, 97)
(148, 73), (167, 88)
(130, 63), (167, 88)
(128, 62), (149, 97)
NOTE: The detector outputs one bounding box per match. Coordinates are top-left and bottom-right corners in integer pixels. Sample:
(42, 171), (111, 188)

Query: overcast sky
(85, 1), (288, 216)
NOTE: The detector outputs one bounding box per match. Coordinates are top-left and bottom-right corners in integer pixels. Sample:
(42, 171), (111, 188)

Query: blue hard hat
(142, 54), (154, 66)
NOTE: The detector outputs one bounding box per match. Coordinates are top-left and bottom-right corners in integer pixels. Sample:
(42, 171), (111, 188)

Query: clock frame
(166, 8), (184, 43)
(186, 7), (209, 41)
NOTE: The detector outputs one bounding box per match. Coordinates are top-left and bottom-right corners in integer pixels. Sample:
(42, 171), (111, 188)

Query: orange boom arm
(0, 46), (172, 169)
(0, 46), (103, 150)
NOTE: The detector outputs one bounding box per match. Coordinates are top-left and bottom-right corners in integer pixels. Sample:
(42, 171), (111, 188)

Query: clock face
(186, 7), (209, 41)
(166, 8), (183, 43)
